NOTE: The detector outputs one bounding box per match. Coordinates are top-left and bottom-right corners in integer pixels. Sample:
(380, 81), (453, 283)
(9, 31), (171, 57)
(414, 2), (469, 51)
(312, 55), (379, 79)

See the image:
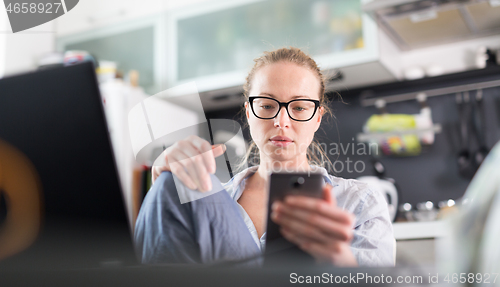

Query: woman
(134, 47), (394, 267)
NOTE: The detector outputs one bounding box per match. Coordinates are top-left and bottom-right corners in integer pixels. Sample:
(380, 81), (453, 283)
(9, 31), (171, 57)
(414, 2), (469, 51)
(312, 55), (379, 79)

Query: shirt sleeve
(349, 186), (395, 267)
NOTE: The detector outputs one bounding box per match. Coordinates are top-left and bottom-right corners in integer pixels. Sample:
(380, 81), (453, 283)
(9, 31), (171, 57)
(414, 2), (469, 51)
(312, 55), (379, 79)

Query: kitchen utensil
(470, 89), (489, 168)
(456, 92), (477, 179)
(357, 160), (400, 222)
(414, 201), (438, 221)
(399, 203), (414, 221)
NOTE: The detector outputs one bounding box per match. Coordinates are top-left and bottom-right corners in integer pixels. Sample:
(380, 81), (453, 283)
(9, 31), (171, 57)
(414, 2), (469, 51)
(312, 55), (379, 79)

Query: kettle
(357, 160), (399, 222)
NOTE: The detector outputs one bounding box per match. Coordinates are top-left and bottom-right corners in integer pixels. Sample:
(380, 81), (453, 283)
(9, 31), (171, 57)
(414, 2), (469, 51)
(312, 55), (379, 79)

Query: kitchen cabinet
(393, 220), (450, 266)
(396, 239), (436, 266)
(167, 0), (398, 97)
(56, 0), (400, 111)
(164, 0), (400, 111)
(56, 16), (163, 95)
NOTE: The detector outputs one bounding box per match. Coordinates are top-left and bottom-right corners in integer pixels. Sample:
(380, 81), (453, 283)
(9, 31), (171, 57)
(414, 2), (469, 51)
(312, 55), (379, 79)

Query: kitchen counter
(393, 220), (451, 240)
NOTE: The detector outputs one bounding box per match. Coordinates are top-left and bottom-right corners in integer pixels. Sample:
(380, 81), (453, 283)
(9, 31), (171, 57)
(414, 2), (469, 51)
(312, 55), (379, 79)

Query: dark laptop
(0, 62), (137, 270)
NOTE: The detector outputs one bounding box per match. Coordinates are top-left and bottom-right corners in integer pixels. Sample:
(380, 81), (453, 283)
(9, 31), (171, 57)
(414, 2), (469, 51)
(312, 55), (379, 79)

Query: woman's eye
(260, 105), (275, 110)
(293, 106), (307, 112)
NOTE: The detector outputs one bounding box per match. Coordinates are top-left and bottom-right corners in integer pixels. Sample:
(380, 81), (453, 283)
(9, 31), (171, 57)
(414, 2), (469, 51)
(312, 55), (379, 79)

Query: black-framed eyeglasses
(248, 96), (320, 122)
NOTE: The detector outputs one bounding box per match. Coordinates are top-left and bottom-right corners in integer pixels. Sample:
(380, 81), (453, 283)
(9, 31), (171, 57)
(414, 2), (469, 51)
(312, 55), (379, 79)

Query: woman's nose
(274, 106), (290, 128)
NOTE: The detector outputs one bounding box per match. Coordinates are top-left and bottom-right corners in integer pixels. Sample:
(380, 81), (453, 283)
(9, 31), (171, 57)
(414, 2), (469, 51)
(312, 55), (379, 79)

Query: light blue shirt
(223, 165), (395, 267)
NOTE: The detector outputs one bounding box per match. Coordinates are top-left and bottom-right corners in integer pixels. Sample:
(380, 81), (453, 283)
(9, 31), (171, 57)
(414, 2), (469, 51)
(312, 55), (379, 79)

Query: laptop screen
(0, 62), (136, 269)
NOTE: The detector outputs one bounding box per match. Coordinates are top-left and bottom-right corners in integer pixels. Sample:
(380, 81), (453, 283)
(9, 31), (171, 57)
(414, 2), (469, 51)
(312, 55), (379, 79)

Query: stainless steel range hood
(363, 0), (500, 50)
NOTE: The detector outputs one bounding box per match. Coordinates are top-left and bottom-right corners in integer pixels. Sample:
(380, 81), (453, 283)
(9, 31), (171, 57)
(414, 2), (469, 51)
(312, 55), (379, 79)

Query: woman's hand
(151, 135), (226, 192)
(270, 185), (358, 266)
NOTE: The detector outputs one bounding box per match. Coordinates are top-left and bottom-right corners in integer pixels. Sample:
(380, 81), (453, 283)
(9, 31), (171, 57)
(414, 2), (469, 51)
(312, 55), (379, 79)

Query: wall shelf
(361, 79), (500, 107)
(357, 124), (442, 142)
(329, 65), (500, 104)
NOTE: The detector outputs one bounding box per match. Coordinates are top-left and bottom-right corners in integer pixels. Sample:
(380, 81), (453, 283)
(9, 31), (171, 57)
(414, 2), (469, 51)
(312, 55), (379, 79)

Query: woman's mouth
(269, 136), (293, 147)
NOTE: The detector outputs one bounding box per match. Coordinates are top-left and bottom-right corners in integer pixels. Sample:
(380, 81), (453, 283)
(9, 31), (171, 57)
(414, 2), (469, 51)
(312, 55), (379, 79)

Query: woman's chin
(266, 152), (302, 166)
(262, 145), (291, 157)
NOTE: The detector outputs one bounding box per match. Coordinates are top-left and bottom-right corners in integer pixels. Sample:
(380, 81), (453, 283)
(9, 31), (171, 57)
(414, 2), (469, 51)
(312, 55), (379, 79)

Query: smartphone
(264, 172), (324, 255)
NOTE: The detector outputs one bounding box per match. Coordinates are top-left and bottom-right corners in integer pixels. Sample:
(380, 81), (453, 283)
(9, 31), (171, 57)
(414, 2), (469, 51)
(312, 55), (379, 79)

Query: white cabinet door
(167, 0), (380, 93)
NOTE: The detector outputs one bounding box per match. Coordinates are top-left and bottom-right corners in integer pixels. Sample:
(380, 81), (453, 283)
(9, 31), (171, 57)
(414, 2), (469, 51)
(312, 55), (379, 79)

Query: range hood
(363, 0), (500, 50)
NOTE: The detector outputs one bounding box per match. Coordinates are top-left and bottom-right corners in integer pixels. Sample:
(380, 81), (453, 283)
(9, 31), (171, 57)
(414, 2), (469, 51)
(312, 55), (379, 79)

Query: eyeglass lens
(252, 98), (316, 121)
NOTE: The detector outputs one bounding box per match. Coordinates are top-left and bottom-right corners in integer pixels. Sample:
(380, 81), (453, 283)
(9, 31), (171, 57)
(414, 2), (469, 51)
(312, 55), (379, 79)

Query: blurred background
(1, 0), (500, 270)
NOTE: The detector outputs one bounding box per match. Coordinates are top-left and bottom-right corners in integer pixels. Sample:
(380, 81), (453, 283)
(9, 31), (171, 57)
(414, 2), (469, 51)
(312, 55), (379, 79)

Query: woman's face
(245, 62), (323, 167)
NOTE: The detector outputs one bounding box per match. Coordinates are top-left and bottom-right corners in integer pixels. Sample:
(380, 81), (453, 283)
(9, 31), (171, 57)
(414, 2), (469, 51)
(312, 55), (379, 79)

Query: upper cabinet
(57, 16), (163, 95)
(167, 0), (387, 94)
(56, 0), (400, 110)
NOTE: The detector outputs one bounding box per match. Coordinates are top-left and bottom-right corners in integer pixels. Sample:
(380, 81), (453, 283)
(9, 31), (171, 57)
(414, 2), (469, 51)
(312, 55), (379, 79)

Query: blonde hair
(237, 47), (334, 172)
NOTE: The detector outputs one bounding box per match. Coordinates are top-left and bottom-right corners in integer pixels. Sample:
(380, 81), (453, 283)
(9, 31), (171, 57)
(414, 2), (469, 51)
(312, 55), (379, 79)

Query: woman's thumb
(323, 184), (336, 206)
(212, 144), (226, 158)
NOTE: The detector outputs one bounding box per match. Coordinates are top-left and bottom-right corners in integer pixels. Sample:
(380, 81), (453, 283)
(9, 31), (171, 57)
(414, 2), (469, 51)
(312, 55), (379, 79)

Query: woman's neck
(253, 155), (311, 187)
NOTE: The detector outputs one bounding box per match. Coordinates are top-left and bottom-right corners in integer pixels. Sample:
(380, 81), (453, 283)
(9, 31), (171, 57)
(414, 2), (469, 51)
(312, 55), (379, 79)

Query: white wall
(0, 4), (55, 77)
(3, 23), (55, 76)
(0, 6), (8, 78)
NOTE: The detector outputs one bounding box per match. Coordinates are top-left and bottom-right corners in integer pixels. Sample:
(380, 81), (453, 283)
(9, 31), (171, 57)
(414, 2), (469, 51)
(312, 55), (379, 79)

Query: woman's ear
(245, 101), (250, 119)
(318, 106), (325, 120)
(316, 106), (324, 122)
(313, 107), (323, 132)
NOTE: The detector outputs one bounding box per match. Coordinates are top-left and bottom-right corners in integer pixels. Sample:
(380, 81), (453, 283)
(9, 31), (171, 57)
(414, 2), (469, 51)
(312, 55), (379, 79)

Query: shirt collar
(229, 165), (335, 201)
